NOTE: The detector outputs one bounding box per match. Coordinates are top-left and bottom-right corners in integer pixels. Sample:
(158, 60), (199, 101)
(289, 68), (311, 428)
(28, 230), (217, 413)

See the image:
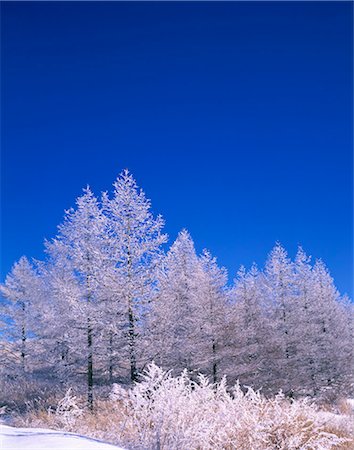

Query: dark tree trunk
(128, 306), (137, 382)
(212, 340), (217, 384)
(21, 302), (26, 373)
(21, 325), (26, 372)
(109, 331), (113, 383)
(87, 317), (93, 410)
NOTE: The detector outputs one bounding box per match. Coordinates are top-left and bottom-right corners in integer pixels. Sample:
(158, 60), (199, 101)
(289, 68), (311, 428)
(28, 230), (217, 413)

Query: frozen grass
(7, 364), (354, 450)
(0, 377), (65, 413)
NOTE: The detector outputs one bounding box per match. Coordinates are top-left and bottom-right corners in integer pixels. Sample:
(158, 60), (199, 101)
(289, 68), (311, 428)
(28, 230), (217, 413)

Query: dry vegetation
(2, 365), (354, 450)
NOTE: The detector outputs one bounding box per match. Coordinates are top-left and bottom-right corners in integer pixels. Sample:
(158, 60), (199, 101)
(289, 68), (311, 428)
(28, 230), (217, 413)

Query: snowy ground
(0, 424), (124, 450)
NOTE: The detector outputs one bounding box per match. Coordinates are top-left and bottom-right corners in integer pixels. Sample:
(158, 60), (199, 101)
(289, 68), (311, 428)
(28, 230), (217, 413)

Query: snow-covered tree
(308, 259), (352, 397)
(198, 249), (228, 383)
(263, 243), (295, 394)
(0, 256), (42, 375)
(147, 230), (204, 374)
(35, 257), (82, 384)
(102, 170), (167, 382)
(336, 294), (354, 394)
(228, 264), (271, 389)
(45, 186), (109, 408)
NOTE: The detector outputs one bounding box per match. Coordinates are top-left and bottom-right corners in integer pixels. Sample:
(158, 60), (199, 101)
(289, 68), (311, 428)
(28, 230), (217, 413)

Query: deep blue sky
(1, 2), (353, 296)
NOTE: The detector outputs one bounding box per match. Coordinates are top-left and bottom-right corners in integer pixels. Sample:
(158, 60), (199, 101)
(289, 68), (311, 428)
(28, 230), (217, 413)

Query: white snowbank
(0, 424), (124, 450)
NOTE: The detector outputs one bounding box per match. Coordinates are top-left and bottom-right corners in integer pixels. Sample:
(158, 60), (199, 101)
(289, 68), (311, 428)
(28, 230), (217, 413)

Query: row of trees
(1, 170), (353, 407)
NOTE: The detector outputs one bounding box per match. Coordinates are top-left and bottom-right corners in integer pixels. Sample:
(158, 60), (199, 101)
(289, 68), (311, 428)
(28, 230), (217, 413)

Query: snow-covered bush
(109, 383), (128, 403)
(117, 363), (351, 450)
(51, 388), (83, 429)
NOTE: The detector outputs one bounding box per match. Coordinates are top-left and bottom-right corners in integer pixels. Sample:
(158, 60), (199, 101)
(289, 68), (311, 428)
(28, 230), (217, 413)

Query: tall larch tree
(198, 249), (228, 383)
(37, 255), (82, 384)
(0, 256), (41, 375)
(148, 230), (203, 374)
(291, 247), (318, 395)
(309, 259), (351, 397)
(45, 186), (108, 409)
(264, 243), (295, 394)
(228, 264), (270, 389)
(102, 170), (167, 382)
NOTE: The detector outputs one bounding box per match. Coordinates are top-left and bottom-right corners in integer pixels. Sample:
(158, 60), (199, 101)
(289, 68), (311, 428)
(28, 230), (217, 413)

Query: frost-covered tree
(289, 247), (318, 394)
(45, 186), (109, 408)
(336, 294), (354, 394)
(102, 170), (167, 381)
(148, 230), (204, 373)
(0, 256), (42, 375)
(198, 249), (228, 383)
(35, 256), (82, 384)
(263, 243), (295, 394)
(228, 264), (271, 389)
(308, 259), (352, 397)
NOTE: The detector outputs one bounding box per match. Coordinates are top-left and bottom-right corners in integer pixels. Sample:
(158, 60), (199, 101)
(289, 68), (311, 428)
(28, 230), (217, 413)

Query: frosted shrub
(52, 388), (83, 429)
(117, 363), (350, 450)
(110, 383), (128, 403)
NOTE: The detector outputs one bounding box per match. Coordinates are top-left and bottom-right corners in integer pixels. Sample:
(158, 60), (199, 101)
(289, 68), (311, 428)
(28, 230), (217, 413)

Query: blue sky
(1, 2), (353, 296)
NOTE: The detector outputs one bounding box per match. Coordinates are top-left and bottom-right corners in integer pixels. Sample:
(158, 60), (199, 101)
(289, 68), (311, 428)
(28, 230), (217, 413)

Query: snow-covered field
(0, 424), (124, 450)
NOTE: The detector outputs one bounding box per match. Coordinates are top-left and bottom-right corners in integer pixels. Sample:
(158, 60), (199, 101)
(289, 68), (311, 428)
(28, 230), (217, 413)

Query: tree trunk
(87, 317), (93, 410)
(108, 331), (113, 383)
(126, 226), (137, 382)
(21, 324), (26, 372)
(21, 302), (26, 373)
(128, 306), (137, 382)
(212, 340), (217, 384)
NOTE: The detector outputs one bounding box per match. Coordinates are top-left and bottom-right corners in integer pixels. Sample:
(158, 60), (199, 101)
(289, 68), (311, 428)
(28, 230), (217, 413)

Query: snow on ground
(0, 424), (124, 450)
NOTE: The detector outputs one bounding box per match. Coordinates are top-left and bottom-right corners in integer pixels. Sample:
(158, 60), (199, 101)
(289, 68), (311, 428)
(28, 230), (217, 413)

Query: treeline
(1, 170), (353, 407)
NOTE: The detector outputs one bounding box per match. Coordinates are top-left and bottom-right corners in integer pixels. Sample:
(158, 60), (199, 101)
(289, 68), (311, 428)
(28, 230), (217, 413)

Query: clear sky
(1, 2), (353, 296)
